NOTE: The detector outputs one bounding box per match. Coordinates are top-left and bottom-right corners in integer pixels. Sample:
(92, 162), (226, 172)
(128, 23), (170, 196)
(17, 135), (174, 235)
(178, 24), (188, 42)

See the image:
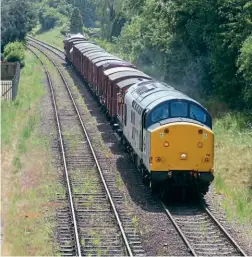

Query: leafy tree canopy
(70, 7), (83, 34)
(3, 41), (26, 67)
(1, 0), (36, 51)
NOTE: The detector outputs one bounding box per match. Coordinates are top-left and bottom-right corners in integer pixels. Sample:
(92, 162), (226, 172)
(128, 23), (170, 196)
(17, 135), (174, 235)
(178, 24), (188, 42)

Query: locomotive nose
(150, 122), (214, 173)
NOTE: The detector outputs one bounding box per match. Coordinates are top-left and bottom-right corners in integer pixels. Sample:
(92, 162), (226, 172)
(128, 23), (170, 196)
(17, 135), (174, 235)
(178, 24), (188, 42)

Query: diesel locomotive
(64, 34), (214, 194)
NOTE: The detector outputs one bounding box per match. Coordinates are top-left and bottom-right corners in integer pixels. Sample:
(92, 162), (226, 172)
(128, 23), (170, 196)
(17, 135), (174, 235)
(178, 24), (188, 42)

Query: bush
(3, 41), (26, 67)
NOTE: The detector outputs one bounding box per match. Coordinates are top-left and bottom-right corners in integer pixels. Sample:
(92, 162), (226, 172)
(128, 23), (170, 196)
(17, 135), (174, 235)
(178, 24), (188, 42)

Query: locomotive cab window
(170, 101), (187, 117)
(145, 100), (211, 128)
(190, 104), (206, 123)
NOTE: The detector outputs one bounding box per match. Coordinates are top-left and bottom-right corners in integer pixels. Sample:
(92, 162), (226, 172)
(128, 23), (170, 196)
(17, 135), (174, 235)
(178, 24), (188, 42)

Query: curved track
(28, 36), (247, 257)
(28, 42), (144, 256)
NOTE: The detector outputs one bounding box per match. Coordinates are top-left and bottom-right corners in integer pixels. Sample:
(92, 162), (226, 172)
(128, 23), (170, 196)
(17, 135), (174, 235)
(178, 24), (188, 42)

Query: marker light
(198, 129), (203, 134)
(197, 142), (203, 148)
(164, 128), (169, 134)
(180, 153), (187, 160)
(156, 157), (161, 162)
(205, 158), (209, 162)
(164, 141), (169, 147)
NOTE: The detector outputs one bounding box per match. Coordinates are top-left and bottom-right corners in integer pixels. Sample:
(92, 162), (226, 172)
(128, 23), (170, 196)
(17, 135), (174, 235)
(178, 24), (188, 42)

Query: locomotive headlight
(197, 142), (203, 148)
(164, 141), (169, 147)
(180, 153), (187, 160)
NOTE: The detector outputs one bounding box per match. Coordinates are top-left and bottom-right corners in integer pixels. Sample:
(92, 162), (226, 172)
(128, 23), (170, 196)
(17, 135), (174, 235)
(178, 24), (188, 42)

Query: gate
(1, 62), (20, 100)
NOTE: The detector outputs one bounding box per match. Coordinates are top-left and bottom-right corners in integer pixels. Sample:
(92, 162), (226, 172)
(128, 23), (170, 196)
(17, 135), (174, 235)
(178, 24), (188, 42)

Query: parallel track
(28, 36), (247, 257)
(28, 43), (142, 256)
(161, 201), (247, 256)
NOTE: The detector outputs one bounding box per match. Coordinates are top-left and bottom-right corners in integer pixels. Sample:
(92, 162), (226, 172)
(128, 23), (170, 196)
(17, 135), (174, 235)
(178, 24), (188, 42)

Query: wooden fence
(1, 62), (20, 100)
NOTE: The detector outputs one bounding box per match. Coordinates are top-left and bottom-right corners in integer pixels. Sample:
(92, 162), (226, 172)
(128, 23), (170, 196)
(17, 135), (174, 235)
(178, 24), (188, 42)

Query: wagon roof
(108, 70), (152, 82)
(72, 40), (88, 46)
(86, 53), (114, 61)
(104, 66), (138, 76)
(95, 59), (125, 67)
(92, 55), (120, 64)
(117, 78), (153, 89)
(74, 42), (98, 50)
(65, 35), (85, 43)
(85, 51), (107, 60)
(81, 49), (105, 57)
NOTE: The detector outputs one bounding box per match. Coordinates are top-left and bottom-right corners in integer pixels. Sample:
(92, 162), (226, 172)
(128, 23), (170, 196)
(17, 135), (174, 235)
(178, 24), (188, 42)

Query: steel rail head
(160, 201), (197, 257)
(28, 46), (82, 257)
(28, 43), (133, 257)
(203, 204), (247, 257)
(28, 38), (65, 61)
(27, 35), (64, 55)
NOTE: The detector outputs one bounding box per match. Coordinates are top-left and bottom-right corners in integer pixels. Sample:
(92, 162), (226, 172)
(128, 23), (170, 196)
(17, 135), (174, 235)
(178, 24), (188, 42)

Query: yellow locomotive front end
(151, 122), (214, 172)
(143, 98), (214, 194)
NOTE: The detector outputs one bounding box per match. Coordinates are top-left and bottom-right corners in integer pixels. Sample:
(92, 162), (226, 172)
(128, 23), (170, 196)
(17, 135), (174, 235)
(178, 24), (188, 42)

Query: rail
(161, 200), (247, 257)
(28, 47), (82, 256)
(28, 43), (134, 257)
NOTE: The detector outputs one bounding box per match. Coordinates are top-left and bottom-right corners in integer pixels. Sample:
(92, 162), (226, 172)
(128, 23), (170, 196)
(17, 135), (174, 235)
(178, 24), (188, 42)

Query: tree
(1, 0), (37, 51)
(74, 0), (96, 27)
(3, 41), (26, 67)
(70, 7), (83, 34)
(114, 0), (252, 109)
(237, 35), (252, 107)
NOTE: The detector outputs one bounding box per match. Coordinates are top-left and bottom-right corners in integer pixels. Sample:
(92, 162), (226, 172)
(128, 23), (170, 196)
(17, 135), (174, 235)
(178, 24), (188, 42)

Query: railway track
(161, 201), (247, 256)
(28, 36), (248, 257)
(27, 35), (65, 59)
(28, 43), (145, 256)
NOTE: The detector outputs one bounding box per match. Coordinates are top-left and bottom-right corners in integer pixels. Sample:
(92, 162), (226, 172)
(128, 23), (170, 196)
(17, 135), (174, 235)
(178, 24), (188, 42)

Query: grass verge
(1, 51), (63, 255)
(213, 113), (252, 230)
(31, 25), (64, 50)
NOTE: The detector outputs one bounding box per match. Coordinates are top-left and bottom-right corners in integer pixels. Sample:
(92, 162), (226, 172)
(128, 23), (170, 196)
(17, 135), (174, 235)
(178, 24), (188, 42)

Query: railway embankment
(1, 51), (61, 255)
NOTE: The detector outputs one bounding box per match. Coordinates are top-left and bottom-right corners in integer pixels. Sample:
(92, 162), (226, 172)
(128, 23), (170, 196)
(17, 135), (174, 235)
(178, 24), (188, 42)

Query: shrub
(3, 41), (26, 67)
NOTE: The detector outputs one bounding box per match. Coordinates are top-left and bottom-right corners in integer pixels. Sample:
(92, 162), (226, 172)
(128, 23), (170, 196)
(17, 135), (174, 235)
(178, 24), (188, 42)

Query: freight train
(64, 33), (214, 194)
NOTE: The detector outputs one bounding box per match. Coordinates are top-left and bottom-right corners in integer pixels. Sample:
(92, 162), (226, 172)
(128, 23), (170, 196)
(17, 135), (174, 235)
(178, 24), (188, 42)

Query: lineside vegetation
(1, 52), (62, 255)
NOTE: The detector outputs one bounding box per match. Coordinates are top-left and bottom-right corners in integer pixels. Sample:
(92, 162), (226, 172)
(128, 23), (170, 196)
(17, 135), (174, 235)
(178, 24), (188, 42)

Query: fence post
(11, 62), (20, 100)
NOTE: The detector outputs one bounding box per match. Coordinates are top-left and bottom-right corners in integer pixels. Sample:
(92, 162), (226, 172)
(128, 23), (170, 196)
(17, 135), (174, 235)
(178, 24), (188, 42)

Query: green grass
(213, 112), (252, 228)
(1, 51), (63, 255)
(1, 53), (45, 146)
(31, 25), (64, 50)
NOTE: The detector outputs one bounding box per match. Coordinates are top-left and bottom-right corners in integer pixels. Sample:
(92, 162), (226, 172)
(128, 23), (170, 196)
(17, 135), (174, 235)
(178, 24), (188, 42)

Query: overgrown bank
(213, 114), (252, 228)
(1, 51), (61, 255)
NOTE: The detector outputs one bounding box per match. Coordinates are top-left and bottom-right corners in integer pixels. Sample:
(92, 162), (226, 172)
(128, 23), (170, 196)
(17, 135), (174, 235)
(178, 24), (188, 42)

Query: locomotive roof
(104, 67), (138, 76)
(129, 81), (203, 110)
(108, 70), (151, 82)
(117, 78), (152, 89)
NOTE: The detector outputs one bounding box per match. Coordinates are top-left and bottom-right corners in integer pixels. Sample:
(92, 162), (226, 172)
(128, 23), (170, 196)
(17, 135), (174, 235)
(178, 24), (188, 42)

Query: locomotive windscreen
(146, 100), (211, 128)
